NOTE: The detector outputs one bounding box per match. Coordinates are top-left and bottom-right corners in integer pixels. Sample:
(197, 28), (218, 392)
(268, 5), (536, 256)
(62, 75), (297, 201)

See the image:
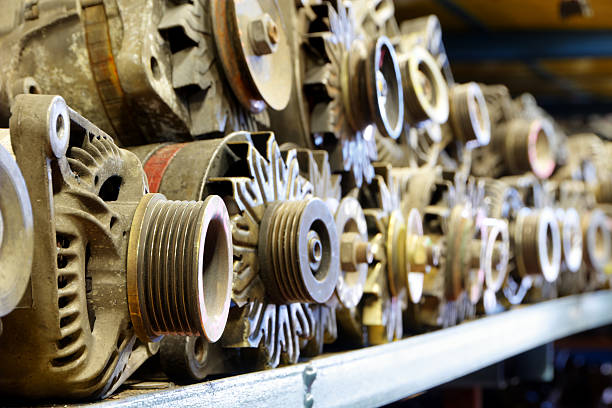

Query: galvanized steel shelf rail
(96, 291), (612, 408)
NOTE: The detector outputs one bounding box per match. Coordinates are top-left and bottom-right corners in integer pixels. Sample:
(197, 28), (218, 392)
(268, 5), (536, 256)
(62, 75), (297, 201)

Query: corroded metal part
(211, 0), (292, 112)
(444, 205), (487, 305)
(386, 208), (435, 303)
(359, 171), (406, 344)
(158, 335), (232, 384)
(399, 15), (454, 83)
(497, 118), (556, 179)
(0, 138), (33, 322)
(0, 0), (266, 145)
(132, 132), (340, 369)
(288, 146), (373, 356)
(410, 173), (510, 326)
(352, 0), (400, 39)
(0, 95), (232, 399)
(270, 0), (403, 188)
(258, 198), (339, 304)
(354, 167), (438, 343)
(127, 194), (233, 343)
(474, 85), (560, 180)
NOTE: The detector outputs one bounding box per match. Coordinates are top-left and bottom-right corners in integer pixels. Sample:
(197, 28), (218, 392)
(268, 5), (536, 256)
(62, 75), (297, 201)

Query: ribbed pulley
(127, 193), (233, 343)
(258, 197), (340, 304)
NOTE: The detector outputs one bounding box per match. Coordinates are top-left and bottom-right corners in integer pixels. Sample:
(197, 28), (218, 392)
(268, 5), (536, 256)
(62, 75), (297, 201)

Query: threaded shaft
(128, 194), (232, 342)
(259, 198), (339, 304)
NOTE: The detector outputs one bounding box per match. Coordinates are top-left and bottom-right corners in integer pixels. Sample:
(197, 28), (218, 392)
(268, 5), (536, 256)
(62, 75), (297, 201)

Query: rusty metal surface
(0, 0), (268, 145)
(0, 95), (233, 400)
(0, 1), (611, 404)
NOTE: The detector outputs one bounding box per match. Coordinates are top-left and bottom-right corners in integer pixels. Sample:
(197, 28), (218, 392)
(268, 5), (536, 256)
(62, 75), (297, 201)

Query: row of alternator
(0, 0), (609, 401)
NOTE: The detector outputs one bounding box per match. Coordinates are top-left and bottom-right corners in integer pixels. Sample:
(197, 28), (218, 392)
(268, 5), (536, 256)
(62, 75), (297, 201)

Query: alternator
(0, 0), (294, 144)
(131, 132), (341, 369)
(270, 0), (404, 187)
(0, 95), (233, 399)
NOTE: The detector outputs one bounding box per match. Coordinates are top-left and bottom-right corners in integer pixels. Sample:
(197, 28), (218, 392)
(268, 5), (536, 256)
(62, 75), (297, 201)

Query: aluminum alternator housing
(0, 95), (233, 399)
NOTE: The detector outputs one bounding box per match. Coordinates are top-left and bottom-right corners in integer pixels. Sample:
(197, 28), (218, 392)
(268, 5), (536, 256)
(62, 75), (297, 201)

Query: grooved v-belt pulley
(0, 95), (233, 399)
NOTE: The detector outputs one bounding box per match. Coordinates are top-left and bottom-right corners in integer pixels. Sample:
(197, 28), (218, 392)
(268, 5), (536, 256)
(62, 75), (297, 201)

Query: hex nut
(248, 14), (279, 56)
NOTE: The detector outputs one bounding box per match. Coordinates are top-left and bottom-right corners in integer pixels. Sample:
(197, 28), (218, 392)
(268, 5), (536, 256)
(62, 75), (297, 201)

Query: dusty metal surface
(269, 0), (404, 188)
(0, 0), (270, 144)
(0, 138), (33, 325)
(0, 2), (611, 405)
(0, 95), (233, 399)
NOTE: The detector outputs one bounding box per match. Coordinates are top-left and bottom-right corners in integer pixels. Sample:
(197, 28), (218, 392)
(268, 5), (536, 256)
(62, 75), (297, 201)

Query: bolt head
(248, 14), (279, 56)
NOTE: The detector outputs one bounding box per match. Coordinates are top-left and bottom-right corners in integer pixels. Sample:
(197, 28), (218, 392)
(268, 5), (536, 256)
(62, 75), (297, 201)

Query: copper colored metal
(211, 0), (292, 113)
(258, 198), (340, 304)
(499, 118), (556, 179)
(0, 95), (232, 399)
(127, 194), (233, 342)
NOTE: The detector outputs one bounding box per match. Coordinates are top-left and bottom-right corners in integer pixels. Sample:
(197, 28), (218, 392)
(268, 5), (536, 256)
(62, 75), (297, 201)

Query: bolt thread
(267, 200), (314, 303)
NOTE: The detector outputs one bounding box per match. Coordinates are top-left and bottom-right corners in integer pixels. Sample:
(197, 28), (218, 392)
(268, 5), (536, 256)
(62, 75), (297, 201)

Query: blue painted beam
(433, 0), (487, 30)
(444, 30), (612, 60)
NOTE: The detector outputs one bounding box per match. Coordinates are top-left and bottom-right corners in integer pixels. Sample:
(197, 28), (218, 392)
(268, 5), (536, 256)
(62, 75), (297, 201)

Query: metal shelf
(97, 291), (612, 408)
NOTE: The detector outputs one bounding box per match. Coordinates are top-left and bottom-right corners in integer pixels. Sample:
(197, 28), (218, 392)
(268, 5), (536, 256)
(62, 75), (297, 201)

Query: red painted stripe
(143, 143), (187, 193)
